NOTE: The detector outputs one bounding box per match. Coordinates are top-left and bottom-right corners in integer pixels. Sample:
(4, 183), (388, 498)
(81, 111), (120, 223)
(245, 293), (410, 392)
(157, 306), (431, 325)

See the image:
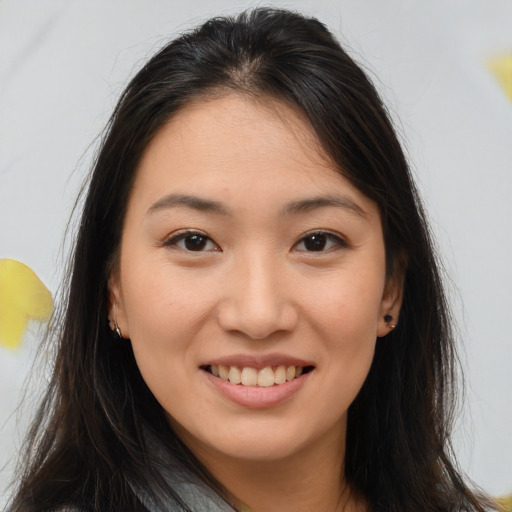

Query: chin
(180, 418), (339, 465)
(213, 440), (307, 463)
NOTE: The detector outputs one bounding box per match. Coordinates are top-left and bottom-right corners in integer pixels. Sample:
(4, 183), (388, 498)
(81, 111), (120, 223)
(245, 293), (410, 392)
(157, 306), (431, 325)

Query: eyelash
(163, 230), (221, 252)
(163, 229), (347, 254)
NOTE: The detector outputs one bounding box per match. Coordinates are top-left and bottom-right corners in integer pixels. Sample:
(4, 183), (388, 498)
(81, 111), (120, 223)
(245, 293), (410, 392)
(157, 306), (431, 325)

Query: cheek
(305, 271), (385, 337)
(302, 267), (384, 395)
(121, 252), (215, 331)
(121, 271), (209, 407)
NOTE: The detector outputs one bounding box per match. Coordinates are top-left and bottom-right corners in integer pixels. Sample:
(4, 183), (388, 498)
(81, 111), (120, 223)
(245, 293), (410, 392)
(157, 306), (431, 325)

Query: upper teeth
(211, 365), (303, 387)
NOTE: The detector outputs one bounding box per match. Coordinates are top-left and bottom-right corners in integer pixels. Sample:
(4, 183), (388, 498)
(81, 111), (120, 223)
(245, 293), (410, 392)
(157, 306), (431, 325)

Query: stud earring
(384, 314), (396, 329)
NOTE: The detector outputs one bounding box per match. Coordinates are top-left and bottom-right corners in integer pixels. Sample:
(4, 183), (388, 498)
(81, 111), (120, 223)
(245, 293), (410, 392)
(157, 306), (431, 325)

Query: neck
(190, 426), (367, 512)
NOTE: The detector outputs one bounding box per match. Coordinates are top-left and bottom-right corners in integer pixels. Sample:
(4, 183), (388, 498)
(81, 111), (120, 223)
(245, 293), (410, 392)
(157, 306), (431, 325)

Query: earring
(384, 314), (396, 329)
(108, 319), (123, 339)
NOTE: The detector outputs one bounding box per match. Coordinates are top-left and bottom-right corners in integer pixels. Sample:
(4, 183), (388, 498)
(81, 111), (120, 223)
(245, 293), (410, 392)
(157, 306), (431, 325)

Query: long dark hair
(8, 8), (498, 512)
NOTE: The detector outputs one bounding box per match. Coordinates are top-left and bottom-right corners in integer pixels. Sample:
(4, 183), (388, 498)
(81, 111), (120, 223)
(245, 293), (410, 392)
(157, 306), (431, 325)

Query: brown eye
(165, 231), (220, 252)
(183, 234), (208, 251)
(303, 234), (328, 251)
(295, 232), (346, 252)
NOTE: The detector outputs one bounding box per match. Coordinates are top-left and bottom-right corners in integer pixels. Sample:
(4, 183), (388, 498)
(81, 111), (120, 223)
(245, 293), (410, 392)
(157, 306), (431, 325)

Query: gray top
(132, 431), (238, 512)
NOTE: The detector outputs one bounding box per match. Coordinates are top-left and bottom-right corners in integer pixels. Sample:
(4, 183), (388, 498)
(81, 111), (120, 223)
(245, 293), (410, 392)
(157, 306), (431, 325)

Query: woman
(8, 8), (499, 512)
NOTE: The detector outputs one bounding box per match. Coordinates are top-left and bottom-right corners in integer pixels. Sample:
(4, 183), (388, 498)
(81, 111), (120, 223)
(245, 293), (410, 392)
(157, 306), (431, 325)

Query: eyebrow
(147, 193), (230, 216)
(146, 192), (367, 219)
(283, 195), (368, 219)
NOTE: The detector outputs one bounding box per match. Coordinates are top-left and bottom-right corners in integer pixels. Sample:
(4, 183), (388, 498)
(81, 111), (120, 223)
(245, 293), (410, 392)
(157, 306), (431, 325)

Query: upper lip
(202, 353), (315, 370)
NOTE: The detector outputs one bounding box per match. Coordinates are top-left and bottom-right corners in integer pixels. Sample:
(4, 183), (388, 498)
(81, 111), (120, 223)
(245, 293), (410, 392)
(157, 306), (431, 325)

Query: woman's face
(110, 94), (400, 465)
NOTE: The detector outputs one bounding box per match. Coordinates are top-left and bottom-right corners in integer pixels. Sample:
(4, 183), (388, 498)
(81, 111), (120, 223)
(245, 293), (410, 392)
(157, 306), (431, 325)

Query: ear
(377, 267), (405, 338)
(107, 273), (129, 339)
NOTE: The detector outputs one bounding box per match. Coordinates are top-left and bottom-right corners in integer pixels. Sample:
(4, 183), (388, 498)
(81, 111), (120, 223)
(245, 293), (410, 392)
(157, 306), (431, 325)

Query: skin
(110, 93), (402, 512)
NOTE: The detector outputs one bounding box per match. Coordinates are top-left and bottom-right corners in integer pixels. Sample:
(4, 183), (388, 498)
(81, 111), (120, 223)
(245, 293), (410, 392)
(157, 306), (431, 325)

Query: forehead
(129, 93), (377, 217)
(142, 93), (329, 172)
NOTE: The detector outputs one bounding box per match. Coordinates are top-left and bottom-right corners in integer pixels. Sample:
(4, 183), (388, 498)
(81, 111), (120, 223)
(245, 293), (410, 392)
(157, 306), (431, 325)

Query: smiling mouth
(202, 365), (315, 387)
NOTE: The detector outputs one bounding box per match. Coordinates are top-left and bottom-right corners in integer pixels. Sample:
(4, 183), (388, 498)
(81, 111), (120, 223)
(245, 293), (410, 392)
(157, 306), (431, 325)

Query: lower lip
(202, 370), (311, 410)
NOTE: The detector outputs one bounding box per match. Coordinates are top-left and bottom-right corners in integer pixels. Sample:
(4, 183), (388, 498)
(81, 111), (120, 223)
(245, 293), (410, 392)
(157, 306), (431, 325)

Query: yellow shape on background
(0, 259), (53, 349)
(497, 494), (512, 512)
(487, 53), (512, 102)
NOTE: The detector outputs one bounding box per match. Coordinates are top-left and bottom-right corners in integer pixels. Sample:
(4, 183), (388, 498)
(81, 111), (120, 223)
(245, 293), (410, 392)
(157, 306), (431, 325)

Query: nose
(216, 255), (298, 340)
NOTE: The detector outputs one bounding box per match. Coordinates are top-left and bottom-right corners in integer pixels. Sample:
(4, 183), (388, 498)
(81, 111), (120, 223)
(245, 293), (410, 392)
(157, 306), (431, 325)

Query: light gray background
(1, 0), (511, 503)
